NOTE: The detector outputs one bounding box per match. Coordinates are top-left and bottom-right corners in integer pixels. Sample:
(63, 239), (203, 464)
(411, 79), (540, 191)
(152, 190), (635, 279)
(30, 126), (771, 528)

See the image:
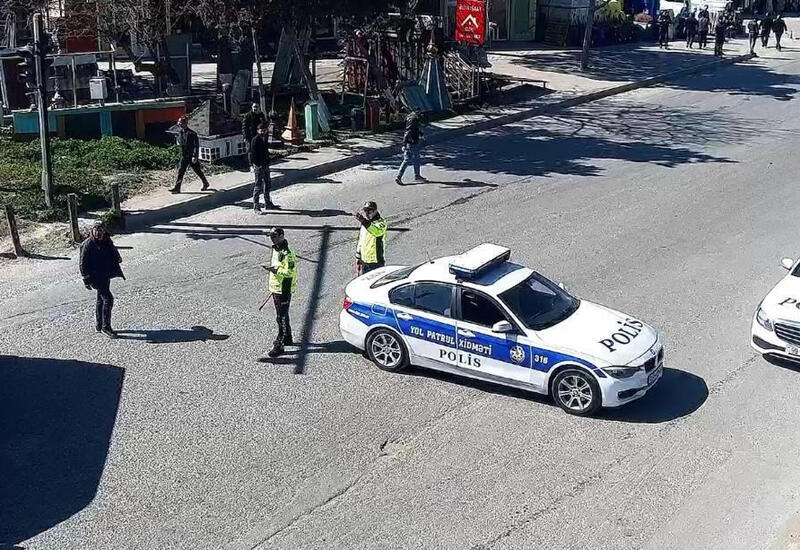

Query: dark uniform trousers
(273, 292), (293, 347)
(360, 261), (385, 275)
(93, 278), (114, 330)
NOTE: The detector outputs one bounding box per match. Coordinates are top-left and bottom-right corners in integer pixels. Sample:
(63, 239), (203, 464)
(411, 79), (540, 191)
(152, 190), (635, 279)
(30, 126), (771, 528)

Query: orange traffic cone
(281, 97), (304, 145)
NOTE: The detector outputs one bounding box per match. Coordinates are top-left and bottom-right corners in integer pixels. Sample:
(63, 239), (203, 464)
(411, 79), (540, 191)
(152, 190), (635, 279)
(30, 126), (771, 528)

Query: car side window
(461, 289), (507, 327)
(389, 284), (415, 308)
(413, 283), (454, 317)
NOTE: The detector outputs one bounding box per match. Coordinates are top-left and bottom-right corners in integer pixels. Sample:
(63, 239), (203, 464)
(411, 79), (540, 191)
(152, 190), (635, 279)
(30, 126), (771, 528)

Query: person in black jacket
(685, 12), (698, 48)
(79, 222), (124, 338)
(170, 116), (210, 194)
(761, 13), (773, 47)
(250, 123), (275, 212)
(773, 14), (787, 51)
(658, 10), (673, 49)
(395, 112), (426, 185)
(242, 103), (266, 152)
(698, 12), (711, 49)
(748, 16), (760, 55)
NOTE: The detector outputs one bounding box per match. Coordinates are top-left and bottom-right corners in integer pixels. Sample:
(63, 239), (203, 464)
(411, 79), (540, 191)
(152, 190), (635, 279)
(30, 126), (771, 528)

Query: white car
(751, 256), (800, 362)
(339, 244), (664, 416)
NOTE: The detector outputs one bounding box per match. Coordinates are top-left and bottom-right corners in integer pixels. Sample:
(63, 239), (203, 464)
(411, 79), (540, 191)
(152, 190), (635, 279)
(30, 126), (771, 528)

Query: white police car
(339, 244), (664, 416)
(751, 256), (800, 362)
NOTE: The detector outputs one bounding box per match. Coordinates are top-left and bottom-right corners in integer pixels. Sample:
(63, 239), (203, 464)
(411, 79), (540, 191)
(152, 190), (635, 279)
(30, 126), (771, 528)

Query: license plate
(647, 367), (662, 386)
(787, 345), (800, 356)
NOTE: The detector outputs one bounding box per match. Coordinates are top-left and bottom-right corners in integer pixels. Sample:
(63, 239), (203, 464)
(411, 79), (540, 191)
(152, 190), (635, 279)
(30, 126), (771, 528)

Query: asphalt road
(3, 50), (800, 550)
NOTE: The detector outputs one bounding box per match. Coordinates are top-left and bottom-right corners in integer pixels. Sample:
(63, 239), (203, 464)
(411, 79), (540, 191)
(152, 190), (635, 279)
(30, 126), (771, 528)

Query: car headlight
(602, 366), (640, 379)
(756, 307), (774, 331)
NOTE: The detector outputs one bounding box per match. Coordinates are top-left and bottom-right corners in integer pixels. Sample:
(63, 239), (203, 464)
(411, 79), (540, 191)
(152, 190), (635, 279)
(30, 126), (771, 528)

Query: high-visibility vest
(357, 217), (387, 264)
(268, 245), (298, 294)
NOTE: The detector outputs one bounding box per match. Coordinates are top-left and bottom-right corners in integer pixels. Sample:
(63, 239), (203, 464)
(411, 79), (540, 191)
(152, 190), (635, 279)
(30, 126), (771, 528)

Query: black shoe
(268, 346), (284, 358)
(201, 184), (210, 191)
(283, 339), (295, 347)
(95, 324), (102, 333)
(101, 327), (118, 339)
(264, 201), (279, 209)
(414, 175), (427, 182)
(395, 177), (403, 185)
(169, 187), (181, 194)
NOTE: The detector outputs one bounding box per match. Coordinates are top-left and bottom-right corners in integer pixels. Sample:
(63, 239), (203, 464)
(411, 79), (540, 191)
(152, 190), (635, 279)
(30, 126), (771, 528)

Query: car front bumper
(598, 343), (665, 408)
(751, 316), (800, 362)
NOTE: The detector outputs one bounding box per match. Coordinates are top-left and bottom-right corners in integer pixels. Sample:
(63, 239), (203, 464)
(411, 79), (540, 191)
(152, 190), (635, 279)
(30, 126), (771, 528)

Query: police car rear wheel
(367, 329), (408, 372)
(552, 369), (601, 416)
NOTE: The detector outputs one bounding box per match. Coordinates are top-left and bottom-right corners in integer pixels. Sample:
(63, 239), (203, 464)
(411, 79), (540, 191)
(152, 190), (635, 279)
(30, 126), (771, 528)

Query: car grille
(775, 323), (800, 346)
(642, 348), (664, 373)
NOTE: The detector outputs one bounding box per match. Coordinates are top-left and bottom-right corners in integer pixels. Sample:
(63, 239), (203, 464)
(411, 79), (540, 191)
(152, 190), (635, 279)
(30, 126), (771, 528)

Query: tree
(580, 0), (612, 71)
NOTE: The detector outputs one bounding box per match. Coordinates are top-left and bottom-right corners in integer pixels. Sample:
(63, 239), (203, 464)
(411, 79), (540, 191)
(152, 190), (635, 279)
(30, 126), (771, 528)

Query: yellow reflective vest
(357, 217), (387, 264)
(268, 245), (298, 294)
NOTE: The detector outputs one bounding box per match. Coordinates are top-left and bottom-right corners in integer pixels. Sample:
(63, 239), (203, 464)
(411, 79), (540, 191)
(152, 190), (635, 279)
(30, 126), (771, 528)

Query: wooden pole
(4, 204), (25, 258)
(111, 182), (124, 229)
(67, 193), (80, 243)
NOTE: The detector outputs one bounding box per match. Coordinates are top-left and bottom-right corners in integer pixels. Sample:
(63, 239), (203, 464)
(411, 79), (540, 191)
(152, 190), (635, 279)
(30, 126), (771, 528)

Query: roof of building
(167, 99), (240, 138)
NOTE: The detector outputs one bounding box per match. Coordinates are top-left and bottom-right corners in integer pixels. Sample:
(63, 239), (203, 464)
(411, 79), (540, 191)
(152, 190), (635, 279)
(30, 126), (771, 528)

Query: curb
(123, 52), (753, 231)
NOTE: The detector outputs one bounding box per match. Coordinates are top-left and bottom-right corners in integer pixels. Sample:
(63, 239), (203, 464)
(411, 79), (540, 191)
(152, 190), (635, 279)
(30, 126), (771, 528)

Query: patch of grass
(0, 135), (180, 223)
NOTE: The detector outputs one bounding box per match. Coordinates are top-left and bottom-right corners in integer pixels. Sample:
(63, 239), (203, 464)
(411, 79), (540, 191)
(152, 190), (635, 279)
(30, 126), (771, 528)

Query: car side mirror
(492, 320), (514, 333)
(781, 257), (794, 271)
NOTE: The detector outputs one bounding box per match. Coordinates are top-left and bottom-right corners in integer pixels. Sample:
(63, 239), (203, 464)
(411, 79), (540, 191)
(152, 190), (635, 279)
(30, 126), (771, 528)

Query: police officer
(242, 102), (266, 153)
(355, 201), (388, 275)
(264, 227), (297, 358)
(761, 12), (773, 48)
(250, 122), (275, 212)
(79, 222), (124, 338)
(170, 116), (210, 194)
(658, 10), (672, 49)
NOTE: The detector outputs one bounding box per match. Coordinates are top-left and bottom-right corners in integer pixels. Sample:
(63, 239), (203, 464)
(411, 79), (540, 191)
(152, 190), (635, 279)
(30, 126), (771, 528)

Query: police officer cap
(363, 201), (377, 210)
(267, 227), (284, 237)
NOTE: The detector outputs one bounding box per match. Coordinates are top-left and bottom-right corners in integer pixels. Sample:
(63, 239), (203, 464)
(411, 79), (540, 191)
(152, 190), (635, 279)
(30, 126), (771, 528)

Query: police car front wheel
(366, 329), (409, 372)
(552, 369), (601, 416)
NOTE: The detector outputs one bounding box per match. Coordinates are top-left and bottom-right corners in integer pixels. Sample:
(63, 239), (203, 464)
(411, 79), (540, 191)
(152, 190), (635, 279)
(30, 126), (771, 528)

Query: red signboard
(455, 0), (486, 46)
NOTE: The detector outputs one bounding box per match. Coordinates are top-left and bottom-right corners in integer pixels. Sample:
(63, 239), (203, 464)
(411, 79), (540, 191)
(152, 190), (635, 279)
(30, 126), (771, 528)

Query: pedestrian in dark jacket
(748, 17), (760, 55)
(698, 13), (711, 48)
(242, 103), (266, 152)
(761, 13), (773, 47)
(395, 112), (426, 185)
(249, 123), (275, 212)
(685, 12), (698, 48)
(773, 14), (787, 51)
(658, 10), (672, 48)
(79, 222), (124, 338)
(170, 116), (210, 193)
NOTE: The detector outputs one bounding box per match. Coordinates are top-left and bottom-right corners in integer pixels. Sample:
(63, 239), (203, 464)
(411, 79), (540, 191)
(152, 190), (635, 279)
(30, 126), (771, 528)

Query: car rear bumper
(339, 308), (368, 350)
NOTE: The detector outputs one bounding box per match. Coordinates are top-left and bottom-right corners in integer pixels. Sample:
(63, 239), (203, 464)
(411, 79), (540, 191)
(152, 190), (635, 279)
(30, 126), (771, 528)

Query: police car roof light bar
(448, 244), (511, 280)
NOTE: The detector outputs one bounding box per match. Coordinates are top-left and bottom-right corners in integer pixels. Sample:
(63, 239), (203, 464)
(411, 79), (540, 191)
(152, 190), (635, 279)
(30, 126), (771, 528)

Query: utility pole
(33, 13), (54, 208)
(252, 26), (267, 114)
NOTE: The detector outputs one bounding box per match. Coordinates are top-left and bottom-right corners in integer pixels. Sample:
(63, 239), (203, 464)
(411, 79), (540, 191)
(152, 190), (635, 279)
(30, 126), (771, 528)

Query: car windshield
(370, 263), (424, 288)
(499, 272), (580, 331)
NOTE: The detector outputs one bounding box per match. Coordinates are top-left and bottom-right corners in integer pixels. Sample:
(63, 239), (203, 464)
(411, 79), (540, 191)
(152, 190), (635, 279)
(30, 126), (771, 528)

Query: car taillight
(343, 296), (353, 310)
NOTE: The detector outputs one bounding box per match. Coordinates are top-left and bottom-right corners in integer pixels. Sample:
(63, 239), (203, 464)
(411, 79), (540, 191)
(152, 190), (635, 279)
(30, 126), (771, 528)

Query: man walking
(698, 11), (710, 49)
(685, 11), (698, 48)
(773, 14), (787, 51)
(79, 222), (124, 338)
(263, 227), (297, 358)
(170, 116), (210, 194)
(355, 201), (388, 275)
(250, 122), (275, 212)
(395, 112), (426, 185)
(748, 16), (760, 55)
(658, 10), (672, 49)
(761, 12), (773, 47)
(242, 102), (266, 153)
(714, 16), (728, 56)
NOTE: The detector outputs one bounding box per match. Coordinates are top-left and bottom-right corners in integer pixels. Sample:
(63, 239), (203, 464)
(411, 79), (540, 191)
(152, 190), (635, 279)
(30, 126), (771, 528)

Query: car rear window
(370, 263), (423, 288)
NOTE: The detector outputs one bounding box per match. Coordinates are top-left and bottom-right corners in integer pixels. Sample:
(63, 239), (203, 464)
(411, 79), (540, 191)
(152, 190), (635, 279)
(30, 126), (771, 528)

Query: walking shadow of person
(115, 325), (229, 344)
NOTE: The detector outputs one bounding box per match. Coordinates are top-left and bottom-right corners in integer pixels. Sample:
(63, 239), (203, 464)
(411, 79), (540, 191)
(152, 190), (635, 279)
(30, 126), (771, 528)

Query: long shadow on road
(0, 355), (124, 546)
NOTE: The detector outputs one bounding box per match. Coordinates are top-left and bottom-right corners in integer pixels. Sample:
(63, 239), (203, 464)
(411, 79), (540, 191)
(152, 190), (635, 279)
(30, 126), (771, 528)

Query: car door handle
(397, 313), (412, 320)
(457, 329), (475, 338)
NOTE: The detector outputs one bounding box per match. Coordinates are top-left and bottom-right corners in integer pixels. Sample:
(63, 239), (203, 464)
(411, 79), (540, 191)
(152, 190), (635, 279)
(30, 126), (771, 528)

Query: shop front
(488, 0), (537, 40)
